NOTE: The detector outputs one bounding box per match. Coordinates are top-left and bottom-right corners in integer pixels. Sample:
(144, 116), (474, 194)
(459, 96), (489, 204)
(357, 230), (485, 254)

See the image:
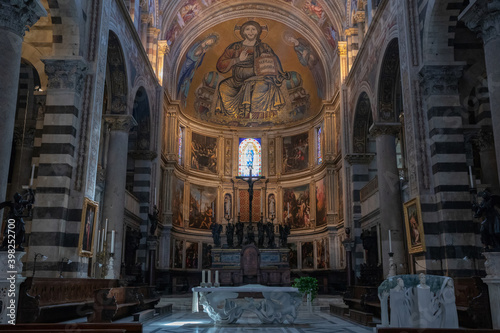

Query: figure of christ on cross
(236, 167), (265, 224)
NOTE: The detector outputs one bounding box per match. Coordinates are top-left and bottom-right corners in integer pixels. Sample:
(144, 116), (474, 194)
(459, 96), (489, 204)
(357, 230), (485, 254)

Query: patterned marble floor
(143, 310), (373, 333)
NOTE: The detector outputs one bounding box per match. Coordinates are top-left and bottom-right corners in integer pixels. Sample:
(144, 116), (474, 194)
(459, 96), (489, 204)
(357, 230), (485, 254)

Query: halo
(282, 30), (298, 46)
(233, 17), (269, 41)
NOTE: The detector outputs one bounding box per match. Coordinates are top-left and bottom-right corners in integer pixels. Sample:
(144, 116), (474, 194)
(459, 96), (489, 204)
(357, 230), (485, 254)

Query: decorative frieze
(42, 57), (88, 93)
(104, 114), (138, 132)
(418, 65), (463, 97)
(0, 0), (46, 37)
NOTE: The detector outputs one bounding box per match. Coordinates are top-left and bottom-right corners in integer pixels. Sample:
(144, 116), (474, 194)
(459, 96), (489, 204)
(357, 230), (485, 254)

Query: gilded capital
(158, 40), (170, 55)
(459, 0), (500, 45)
(337, 41), (347, 56)
(0, 0), (47, 37)
(104, 115), (138, 132)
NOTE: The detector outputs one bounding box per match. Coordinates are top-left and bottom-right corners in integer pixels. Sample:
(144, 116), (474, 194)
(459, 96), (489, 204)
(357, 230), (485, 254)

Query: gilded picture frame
(403, 197), (426, 254)
(79, 198), (98, 257)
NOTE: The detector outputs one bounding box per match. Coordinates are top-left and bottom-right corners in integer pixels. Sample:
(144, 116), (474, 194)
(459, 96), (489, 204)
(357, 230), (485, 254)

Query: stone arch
(107, 30), (129, 115)
(46, 0), (82, 56)
(377, 38), (400, 123)
(421, 0), (463, 63)
(352, 92), (374, 154)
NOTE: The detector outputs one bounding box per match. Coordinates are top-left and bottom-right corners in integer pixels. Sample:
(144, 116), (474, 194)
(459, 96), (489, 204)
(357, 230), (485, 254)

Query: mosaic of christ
(177, 18), (325, 127)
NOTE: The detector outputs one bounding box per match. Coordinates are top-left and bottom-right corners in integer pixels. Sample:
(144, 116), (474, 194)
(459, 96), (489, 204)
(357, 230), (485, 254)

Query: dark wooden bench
(453, 277), (492, 328)
(89, 286), (160, 322)
(17, 277), (120, 323)
(377, 329), (500, 333)
(0, 323), (142, 333)
(349, 309), (374, 327)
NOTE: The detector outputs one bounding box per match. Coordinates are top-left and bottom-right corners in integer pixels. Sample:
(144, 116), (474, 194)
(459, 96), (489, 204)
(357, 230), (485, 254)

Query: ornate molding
(418, 65), (463, 97)
(344, 153), (375, 165)
(158, 40), (170, 55)
(353, 11), (366, 24)
(337, 41), (347, 56)
(128, 150), (158, 160)
(104, 114), (138, 132)
(42, 57), (88, 93)
(0, 0), (46, 37)
(460, 0), (500, 45)
(369, 122), (401, 138)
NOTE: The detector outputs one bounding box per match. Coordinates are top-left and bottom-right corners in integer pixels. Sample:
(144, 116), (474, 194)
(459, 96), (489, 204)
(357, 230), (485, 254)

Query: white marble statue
(439, 278), (459, 328)
(416, 273), (441, 328)
(390, 278), (411, 327)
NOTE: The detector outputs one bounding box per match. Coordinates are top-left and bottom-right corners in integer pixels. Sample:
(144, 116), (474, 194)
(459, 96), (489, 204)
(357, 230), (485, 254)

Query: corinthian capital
(42, 57), (88, 92)
(369, 123), (401, 137)
(459, 0), (500, 45)
(104, 115), (138, 132)
(0, 0), (47, 37)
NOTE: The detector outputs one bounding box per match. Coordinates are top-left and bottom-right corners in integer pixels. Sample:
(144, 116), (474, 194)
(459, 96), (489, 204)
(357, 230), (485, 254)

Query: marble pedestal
(0, 251), (26, 324)
(482, 252), (500, 329)
(192, 284), (302, 324)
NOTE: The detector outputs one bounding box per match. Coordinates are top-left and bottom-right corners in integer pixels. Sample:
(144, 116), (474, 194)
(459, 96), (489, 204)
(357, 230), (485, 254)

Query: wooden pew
(0, 323), (142, 333)
(17, 277), (119, 323)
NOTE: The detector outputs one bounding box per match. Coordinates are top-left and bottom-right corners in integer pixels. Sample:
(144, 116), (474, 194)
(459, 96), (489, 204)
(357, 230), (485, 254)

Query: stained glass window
(238, 138), (262, 176)
(317, 126), (323, 164)
(178, 126), (184, 165)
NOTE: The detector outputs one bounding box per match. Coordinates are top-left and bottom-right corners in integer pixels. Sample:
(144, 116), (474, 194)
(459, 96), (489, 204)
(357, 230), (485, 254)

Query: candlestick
(201, 270), (206, 286)
(469, 165), (474, 188)
(110, 230), (115, 254)
(215, 270), (220, 287)
(30, 164), (35, 187)
(207, 270), (212, 284)
(388, 229), (392, 253)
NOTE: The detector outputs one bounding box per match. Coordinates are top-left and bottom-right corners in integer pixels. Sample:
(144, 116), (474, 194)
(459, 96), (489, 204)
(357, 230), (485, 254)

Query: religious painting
(202, 243), (212, 269)
(185, 241), (199, 269)
(173, 239), (183, 269)
(78, 198), (98, 257)
(283, 132), (309, 173)
(317, 237), (329, 269)
(224, 193), (232, 219)
(283, 184), (311, 229)
(191, 132), (217, 173)
(268, 193), (276, 219)
(316, 178), (327, 227)
(172, 176), (184, 227)
(302, 241), (314, 269)
(403, 197), (426, 254)
(178, 18), (324, 127)
(288, 243), (297, 269)
(189, 183), (217, 229)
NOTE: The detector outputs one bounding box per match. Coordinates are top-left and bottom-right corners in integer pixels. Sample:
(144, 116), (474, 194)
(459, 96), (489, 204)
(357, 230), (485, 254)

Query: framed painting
(403, 197), (426, 254)
(79, 198), (98, 257)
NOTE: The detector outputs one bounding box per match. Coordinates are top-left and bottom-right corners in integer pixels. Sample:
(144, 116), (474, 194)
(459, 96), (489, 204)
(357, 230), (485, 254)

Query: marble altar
(192, 284), (302, 324)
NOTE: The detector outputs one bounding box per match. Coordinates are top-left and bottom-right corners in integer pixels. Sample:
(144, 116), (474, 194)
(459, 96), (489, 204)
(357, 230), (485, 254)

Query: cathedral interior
(1, 0), (500, 329)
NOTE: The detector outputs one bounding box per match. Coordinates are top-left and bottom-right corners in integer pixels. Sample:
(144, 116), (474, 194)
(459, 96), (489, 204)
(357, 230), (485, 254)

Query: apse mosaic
(283, 184), (311, 229)
(189, 183), (217, 229)
(176, 18), (327, 127)
(316, 177), (326, 227)
(172, 176), (184, 227)
(238, 138), (262, 176)
(166, 0), (337, 51)
(191, 132), (217, 173)
(283, 132), (309, 173)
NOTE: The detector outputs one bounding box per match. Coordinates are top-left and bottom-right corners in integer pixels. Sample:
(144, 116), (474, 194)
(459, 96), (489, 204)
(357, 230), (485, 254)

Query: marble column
(0, 0), (46, 203)
(369, 123), (405, 277)
(460, 0), (500, 189)
(101, 115), (137, 278)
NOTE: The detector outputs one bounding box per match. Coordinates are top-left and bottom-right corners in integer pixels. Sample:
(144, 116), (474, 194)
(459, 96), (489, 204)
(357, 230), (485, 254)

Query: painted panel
(283, 184), (311, 229)
(283, 132), (309, 173)
(189, 183), (217, 229)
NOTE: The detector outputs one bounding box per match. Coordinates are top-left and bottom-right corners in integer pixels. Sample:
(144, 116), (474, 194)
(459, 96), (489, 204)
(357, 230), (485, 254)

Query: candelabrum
(96, 240), (108, 278)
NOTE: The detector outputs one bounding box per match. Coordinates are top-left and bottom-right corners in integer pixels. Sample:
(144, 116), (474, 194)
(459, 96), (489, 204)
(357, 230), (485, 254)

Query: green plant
(293, 276), (319, 302)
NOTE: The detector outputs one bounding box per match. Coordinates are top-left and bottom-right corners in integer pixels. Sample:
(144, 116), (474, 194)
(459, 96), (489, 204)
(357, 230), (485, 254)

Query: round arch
(377, 38), (400, 123)
(352, 92), (374, 154)
(107, 31), (129, 115)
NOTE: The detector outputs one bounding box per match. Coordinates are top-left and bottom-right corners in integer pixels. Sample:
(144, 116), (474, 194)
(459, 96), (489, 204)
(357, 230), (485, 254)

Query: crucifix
(236, 166), (265, 224)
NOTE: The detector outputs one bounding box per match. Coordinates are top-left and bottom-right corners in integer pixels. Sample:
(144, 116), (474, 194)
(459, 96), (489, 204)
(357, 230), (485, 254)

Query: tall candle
(388, 230), (392, 253)
(30, 164), (35, 187)
(202, 270), (206, 284)
(110, 230), (115, 254)
(96, 230), (101, 252)
(469, 165), (474, 188)
(207, 270), (212, 284)
(215, 270), (219, 285)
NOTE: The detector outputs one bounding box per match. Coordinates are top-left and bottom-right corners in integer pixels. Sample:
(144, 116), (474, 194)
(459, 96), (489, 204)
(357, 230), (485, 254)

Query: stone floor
(142, 307), (373, 333)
